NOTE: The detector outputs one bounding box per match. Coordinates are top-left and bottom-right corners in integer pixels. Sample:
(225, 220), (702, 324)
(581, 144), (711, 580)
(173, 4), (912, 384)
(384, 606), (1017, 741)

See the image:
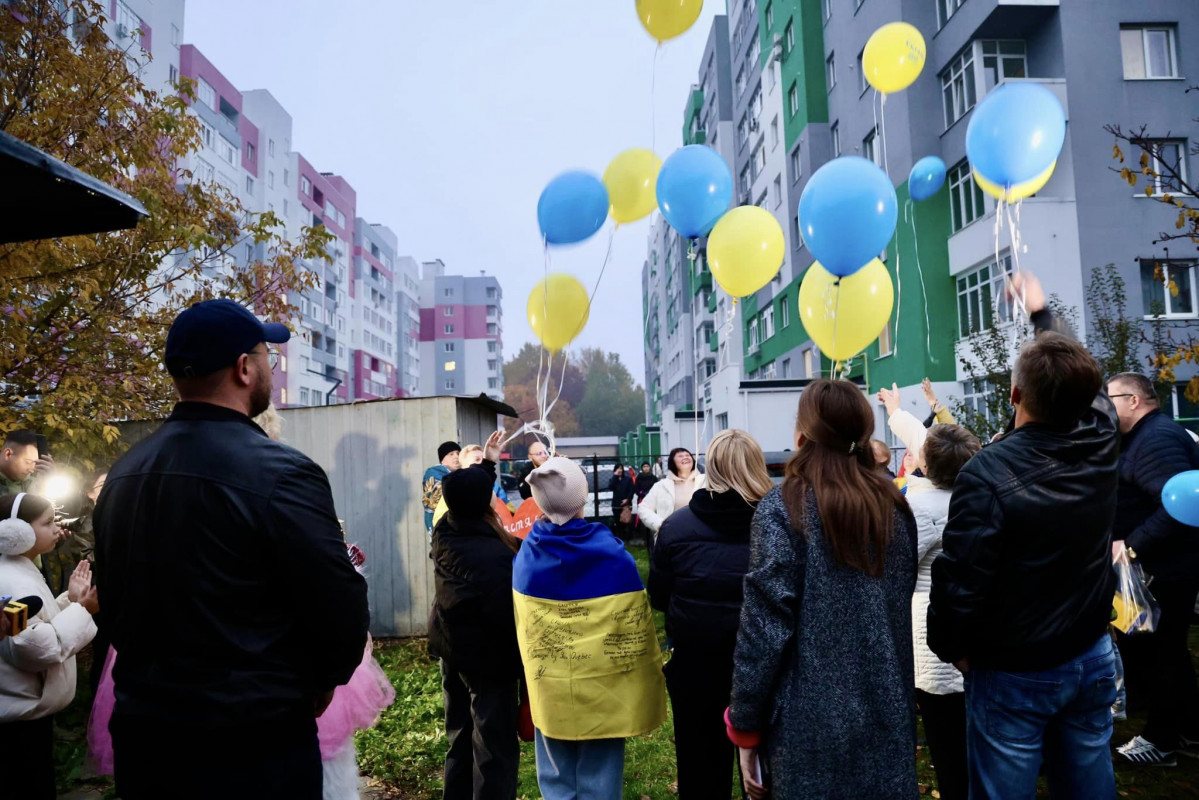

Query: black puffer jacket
(928, 310), (1118, 671)
(1114, 408), (1199, 580)
(428, 465), (521, 684)
(648, 488), (754, 651)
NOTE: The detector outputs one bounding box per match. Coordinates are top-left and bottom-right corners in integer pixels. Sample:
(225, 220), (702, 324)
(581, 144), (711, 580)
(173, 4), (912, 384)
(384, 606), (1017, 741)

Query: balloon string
(651, 44), (661, 155)
(583, 224), (617, 327)
(879, 91), (891, 179)
(906, 199), (936, 364)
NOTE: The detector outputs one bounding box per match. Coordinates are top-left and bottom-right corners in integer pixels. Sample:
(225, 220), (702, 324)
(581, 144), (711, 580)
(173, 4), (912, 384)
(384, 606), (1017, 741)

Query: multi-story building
(642, 0), (1199, 449)
(351, 221), (400, 400)
(418, 260), (504, 399)
(394, 256), (423, 397)
(106, 0), (185, 101)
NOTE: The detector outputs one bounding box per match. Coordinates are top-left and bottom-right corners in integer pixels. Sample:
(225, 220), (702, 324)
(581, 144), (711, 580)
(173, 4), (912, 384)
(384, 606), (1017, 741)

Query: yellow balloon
(528, 274), (590, 353)
(973, 160), (1056, 202)
(636, 0), (703, 43)
(707, 206), (785, 297)
(603, 148), (662, 224)
(798, 259), (894, 361)
(862, 22), (926, 94)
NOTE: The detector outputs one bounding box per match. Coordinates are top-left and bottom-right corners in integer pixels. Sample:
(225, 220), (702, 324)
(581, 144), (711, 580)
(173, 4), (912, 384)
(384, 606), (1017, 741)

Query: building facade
(418, 260), (504, 400)
(641, 0), (1199, 448)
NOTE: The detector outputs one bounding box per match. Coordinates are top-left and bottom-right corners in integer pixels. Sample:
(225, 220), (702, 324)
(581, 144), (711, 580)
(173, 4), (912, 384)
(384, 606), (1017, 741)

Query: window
(790, 147), (801, 182)
(756, 191), (769, 209)
(765, 1), (773, 30)
(738, 115), (749, 147)
(488, 341), (497, 353)
(859, 50), (867, 94)
(1141, 260), (1197, 318)
(980, 41), (1027, 93)
(488, 378), (498, 390)
(220, 139), (236, 165)
(736, 65), (747, 97)
(785, 21), (795, 54)
(781, 358), (791, 378)
(246, 142), (256, 163)
(284, 169), (290, 186)
(280, 388), (287, 405)
(949, 159), (986, 232)
(1121, 25), (1178, 79)
(826, 52), (836, 92)
(169, 64), (178, 86)
(756, 143), (767, 175)
(488, 359), (498, 371)
(740, 165), (751, 195)
(822, 0), (831, 22)
(773, 175), (783, 208)
(487, 286), (497, 298)
(170, 23), (179, 47)
(941, 47), (977, 128)
(863, 127), (880, 166)
(956, 254), (1014, 337)
(937, 0), (965, 29)
(487, 305), (498, 316)
(268, 139), (275, 157)
(878, 318), (893, 355)
(196, 78), (216, 110)
(245, 176), (254, 194)
(444, 361), (457, 372)
(443, 306), (453, 316)
(781, 297), (790, 327)
(445, 380), (455, 391)
(300, 175), (311, 196)
(1140, 140), (1188, 195)
(763, 306), (775, 338)
(267, 171), (274, 189)
(300, 388), (309, 405)
(960, 378), (995, 422)
(283, 199), (289, 215)
(444, 324), (455, 334)
(487, 323), (498, 335)
(788, 82), (799, 116)
(831, 122), (840, 156)
(443, 288), (453, 298)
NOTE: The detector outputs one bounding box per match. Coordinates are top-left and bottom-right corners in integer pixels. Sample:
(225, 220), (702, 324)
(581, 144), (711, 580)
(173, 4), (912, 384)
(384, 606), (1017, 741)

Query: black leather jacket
(94, 402), (369, 728)
(928, 311), (1119, 671)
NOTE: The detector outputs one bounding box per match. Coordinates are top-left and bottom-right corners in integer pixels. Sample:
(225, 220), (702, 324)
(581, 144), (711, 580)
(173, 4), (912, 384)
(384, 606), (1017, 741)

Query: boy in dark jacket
(928, 273), (1119, 799)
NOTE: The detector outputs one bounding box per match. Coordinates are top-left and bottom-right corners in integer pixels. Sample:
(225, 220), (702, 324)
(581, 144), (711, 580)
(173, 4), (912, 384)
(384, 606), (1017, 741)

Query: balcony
(708, 332), (719, 353)
(707, 291), (718, 314)
(693, 270), (713, 295)
(747, 340), (760, 356)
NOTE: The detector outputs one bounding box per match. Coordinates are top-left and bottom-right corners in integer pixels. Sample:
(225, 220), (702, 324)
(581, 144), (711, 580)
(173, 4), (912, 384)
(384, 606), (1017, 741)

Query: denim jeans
(964, 635), (1117, 800)
(534, 730), (624, 800)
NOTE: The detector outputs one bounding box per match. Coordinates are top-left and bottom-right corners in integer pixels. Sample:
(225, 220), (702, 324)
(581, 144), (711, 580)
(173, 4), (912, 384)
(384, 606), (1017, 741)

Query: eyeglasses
(249, 347), (280, 370)
(1108, 394), (1136, 400)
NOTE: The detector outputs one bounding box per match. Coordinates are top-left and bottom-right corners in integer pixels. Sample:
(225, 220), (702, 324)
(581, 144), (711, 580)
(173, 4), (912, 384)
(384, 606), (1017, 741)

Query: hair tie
(11, 492), (25, 520)
(848, 441), (858, 455)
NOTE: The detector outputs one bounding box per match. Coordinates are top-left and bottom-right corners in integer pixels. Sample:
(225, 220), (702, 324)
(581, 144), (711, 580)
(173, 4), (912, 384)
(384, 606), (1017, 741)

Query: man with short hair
(516, 440), (551, 500)
(424, 441), (461, 538)
(1106, 371), (1199, 765)
(94, 299), (369, 800)
(0, 430), (48, 494)
(929, 273), (1119, 798)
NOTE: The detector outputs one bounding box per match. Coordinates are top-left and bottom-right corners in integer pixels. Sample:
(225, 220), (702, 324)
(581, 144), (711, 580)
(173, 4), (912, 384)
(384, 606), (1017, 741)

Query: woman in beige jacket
(637, 448), (706, 540)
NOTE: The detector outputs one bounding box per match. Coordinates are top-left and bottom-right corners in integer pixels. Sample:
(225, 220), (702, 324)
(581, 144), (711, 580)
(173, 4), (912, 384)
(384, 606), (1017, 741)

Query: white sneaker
(1117, 735), (1177, 767)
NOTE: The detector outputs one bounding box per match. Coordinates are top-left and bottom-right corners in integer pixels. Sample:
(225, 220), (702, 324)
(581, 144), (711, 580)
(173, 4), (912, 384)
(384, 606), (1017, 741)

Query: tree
(574, 349), (646, 438)
(1086, 263), (1143, 377)
(503, 342), (585, 408)
(0, 1), (325, 466)
(502, 381), (580, 456)
(1107, 85), (1199, 403)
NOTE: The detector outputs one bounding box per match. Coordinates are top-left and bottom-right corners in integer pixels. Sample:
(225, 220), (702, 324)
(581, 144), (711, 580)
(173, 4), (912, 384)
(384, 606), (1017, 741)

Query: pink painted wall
(239, 116), (259, 177)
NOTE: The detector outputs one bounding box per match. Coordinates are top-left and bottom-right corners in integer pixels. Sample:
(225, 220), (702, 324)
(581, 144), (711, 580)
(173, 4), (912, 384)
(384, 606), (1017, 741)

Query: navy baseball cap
(165, 299), (291, 378)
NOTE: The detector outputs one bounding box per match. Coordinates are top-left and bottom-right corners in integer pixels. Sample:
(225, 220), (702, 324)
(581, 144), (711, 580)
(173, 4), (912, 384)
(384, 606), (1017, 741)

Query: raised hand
(1007, 271), (1045, 315)
(68, 560), (92, 603)
(484, 430), (505, 464)
(921, 378), (939, 409)
(877, 382), (901, 416)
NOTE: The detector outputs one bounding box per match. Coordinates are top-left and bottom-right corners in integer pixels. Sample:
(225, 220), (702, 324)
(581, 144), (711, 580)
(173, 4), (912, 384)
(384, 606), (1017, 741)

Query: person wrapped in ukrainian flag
(516, 456), (667, 800)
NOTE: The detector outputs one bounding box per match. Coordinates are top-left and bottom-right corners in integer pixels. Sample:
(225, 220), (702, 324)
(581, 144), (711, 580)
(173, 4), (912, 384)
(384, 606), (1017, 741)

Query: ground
(56, 545), (1199, 798)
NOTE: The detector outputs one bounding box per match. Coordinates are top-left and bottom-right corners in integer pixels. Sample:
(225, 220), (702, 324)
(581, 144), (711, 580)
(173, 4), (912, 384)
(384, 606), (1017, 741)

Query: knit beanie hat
(441, 465), (495, 520)
(438, 441), (461, 462)
(0, 493), (37, 556)
(527, 457), (589, 525)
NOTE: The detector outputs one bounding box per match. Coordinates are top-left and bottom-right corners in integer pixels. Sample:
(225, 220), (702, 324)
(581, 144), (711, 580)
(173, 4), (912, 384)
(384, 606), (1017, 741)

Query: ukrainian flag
(513, 518), (667, 740)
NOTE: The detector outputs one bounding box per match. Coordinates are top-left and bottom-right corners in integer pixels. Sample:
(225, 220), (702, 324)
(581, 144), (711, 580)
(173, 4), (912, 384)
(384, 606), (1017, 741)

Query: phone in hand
(34, 434), (49, 458)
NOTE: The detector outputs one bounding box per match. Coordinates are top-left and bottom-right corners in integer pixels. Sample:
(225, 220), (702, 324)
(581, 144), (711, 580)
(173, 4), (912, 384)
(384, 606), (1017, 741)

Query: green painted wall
(760, 0), (828, 151)
(744, 274), (810, 373)
(683, 89), (705, 145)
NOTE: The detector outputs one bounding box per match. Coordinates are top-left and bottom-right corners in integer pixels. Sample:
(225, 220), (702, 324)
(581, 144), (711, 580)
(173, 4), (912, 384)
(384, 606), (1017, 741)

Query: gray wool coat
(729, 487), (919, 800)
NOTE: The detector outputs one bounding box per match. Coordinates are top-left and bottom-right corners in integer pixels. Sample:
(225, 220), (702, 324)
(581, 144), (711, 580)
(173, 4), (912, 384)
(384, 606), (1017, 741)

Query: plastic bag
(1112, 548), (1161, 635)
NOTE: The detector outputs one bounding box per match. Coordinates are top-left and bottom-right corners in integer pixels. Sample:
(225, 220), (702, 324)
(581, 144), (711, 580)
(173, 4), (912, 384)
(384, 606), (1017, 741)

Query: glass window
(788, 83), (799, 116)
(780, 296), (790, 327)
(786, 21), (795, 54)
(444, 324), (454, 334)
(948, 159), (986, 232)
(831, 122), (840, 156)
(941, 47), (977, 128)
(736, 65), (747, 97)
(956, 254), (1014, 337)
(790, 147), (801, 182)
(765, 1), (773, 30)
(1141, 260), (1197, 318)
(826, 52), (836, 92)
(1140, 140), (1189, 194)
(858, 50), (867, 93)
(196, 78), (216, 110)
(878, 318), (892, 355)
(245, 176), (253, 194)
(300, 175), (311, 195)
(1121, 26), (1178, 79)
(863, 127), (880, 167)
(980, 40), (1027, 93)
(763, 306), (775, 338)
(773, 175), (783, 208)
(937, 0), (965, 29)
(960, 378), (995, 422)
(738, 114), (749, 147)
(822, 0), (831, 22)
(770, 116), (779, 149)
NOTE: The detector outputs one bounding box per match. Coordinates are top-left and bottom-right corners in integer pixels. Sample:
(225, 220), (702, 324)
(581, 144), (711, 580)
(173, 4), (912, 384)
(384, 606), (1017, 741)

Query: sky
(184, 0), (726, 385)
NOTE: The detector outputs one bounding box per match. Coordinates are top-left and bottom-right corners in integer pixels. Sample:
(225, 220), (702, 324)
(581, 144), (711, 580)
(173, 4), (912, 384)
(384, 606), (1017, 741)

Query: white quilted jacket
(908, 488), (964, 695)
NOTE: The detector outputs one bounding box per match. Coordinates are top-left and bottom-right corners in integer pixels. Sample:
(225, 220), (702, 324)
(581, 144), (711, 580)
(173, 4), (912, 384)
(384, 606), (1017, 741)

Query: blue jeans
(533, 730), (624, 800)
(964, 635), (1117, 800)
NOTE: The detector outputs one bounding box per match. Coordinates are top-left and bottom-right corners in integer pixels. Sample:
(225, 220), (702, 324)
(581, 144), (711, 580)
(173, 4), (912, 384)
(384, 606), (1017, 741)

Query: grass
(53, 542), (1199, 798)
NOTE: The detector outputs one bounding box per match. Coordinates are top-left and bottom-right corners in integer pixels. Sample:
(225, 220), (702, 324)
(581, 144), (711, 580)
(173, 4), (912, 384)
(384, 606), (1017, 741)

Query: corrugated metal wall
(117, 397), (502, 638)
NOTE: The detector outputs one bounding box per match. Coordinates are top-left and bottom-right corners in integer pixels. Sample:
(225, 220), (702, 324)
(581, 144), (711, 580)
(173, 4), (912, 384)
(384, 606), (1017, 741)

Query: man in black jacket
(516, 439), (550, 500)
(1106, 371), (1199, 765)
(94, 300), (369, 800)
(929, 273), (1119, 799)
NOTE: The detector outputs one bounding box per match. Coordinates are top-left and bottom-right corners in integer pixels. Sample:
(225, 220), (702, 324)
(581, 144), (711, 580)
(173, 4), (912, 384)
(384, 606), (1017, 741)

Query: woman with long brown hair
(725, 380), (918, 800)
(428, 431), (523, 800)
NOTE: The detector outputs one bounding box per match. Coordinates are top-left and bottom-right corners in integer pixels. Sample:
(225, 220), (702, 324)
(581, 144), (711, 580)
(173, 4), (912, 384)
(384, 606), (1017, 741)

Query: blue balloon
(966, 82), (1066, 187)
(657, 145), (734, 239)
(1162, 470), (1199, 527)
(537, 171), (609, 245)
(909, 156), (947, 202)
(797, 156), (898, 277)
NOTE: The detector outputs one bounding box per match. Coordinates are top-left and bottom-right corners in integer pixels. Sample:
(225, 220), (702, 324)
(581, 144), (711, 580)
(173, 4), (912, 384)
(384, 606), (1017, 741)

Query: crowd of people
(1, 270), (1197, 799)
